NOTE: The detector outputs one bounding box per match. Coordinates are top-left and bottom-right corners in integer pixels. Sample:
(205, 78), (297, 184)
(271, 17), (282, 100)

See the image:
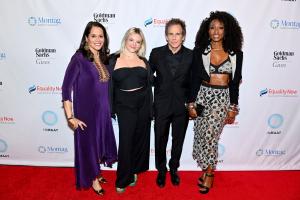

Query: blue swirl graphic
(28, 85), (36, 93)
(144, 18), (153, 27)
(259, 88), (268, 96)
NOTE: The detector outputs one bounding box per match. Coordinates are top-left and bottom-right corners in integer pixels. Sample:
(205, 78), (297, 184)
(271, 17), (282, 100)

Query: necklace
(94, 58), (110, 82)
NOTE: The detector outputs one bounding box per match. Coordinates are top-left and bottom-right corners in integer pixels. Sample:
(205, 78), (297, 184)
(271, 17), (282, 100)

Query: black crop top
(113, 66), (148, 90)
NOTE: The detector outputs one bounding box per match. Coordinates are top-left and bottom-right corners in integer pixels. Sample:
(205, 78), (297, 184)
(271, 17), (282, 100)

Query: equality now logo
(28, 85), (62, 94)
(144, 17), (169, 27)
(259, 88), (298, 97)
(0, 116), (15, 124)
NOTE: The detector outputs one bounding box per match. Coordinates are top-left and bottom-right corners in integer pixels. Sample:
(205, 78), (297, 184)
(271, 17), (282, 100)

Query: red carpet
(0, 165), (299, 200)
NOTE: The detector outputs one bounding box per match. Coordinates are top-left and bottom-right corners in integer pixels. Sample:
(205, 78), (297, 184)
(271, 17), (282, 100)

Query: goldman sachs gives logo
(93, 12), (116, 24)
(273, 50), (295, 68)
(35, 48), (56, 64)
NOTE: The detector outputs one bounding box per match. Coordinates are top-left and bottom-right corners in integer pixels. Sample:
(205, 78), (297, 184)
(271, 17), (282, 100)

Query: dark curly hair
(195, 11), (243, 52)
(78, 21), (110, 64)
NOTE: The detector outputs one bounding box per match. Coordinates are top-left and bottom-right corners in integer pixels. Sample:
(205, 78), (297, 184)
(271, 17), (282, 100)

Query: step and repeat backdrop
(0, 0), (299, 170)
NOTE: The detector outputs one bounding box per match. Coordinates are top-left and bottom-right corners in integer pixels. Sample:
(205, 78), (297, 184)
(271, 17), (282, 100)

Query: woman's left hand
(68, 118), (87, 131)
(225, 111), (236, 124)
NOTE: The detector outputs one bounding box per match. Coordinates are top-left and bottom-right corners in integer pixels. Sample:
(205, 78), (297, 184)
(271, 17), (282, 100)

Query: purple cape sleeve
(61, 53), (80, 102)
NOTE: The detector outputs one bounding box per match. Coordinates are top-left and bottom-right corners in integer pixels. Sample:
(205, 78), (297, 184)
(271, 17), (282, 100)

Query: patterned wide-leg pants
(192, 83), (230, 170)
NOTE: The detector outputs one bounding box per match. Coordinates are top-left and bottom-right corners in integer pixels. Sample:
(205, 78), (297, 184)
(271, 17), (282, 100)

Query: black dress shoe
(170, 170), (180, 186)
(156, 172), (166, 188)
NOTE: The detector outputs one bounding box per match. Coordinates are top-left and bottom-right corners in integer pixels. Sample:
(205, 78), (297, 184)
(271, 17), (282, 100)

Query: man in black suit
(149, 18), (193, 188)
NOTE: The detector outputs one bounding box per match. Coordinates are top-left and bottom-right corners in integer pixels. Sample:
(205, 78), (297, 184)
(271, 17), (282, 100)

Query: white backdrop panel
(0, 0), (300, 170)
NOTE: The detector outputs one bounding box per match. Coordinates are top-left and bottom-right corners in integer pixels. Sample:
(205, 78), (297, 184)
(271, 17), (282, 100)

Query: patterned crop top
(209, 57), (232, 74)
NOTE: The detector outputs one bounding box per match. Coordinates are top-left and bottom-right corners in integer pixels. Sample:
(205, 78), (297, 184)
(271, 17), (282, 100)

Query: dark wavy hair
(195, 11), (243, 52)
(78, 21), (110, 64)
(165, 18), (186, 37)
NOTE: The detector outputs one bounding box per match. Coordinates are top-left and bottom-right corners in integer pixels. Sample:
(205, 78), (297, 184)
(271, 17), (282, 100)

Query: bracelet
(228, 104), (239, 113)
(187, 103), (195, 111)
(67, 116), (74, 121)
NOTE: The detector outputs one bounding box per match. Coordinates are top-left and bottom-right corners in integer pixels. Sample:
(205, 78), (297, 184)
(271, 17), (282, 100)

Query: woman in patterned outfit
(188, 11), (243, 194)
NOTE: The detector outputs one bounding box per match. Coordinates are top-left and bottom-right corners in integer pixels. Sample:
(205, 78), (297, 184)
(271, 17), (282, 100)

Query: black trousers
(154, 105), (189, 173)
(115, 87), (151, 188)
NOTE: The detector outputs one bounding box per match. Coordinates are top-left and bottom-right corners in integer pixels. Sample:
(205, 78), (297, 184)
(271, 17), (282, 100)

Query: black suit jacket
(149, 45), (193, 115)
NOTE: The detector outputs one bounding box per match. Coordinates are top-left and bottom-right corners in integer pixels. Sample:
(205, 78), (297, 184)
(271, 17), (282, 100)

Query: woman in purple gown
(62, 21), (117, 196)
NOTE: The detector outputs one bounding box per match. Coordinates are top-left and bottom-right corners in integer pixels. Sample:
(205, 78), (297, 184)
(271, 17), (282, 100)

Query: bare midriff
(203, 74), (229, 86)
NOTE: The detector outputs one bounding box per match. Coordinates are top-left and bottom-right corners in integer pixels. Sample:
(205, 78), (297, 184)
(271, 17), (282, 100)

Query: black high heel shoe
(92, 179), (105, 196)
(199, 173), (214, 194)
(98, 176), (107, 184)
(198, 173), (206, 186)
(93, 187), (105, 196)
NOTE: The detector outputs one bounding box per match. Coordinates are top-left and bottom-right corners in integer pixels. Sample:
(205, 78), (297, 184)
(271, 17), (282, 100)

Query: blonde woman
(109, 27), (153, 193)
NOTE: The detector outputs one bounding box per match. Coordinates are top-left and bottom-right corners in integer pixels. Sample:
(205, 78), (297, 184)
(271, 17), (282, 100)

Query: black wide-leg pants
(115, 87), (151, 188)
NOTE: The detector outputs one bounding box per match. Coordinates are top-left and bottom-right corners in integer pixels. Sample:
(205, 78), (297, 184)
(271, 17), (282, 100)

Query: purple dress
(62, 51), (117, 189)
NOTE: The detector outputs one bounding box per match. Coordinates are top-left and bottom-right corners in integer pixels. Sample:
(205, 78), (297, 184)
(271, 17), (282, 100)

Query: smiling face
(166, 24), (185, 53)
(85, 26), (104, 55)
(124, 33), (143, 54)
(208, 19), (225, 43)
